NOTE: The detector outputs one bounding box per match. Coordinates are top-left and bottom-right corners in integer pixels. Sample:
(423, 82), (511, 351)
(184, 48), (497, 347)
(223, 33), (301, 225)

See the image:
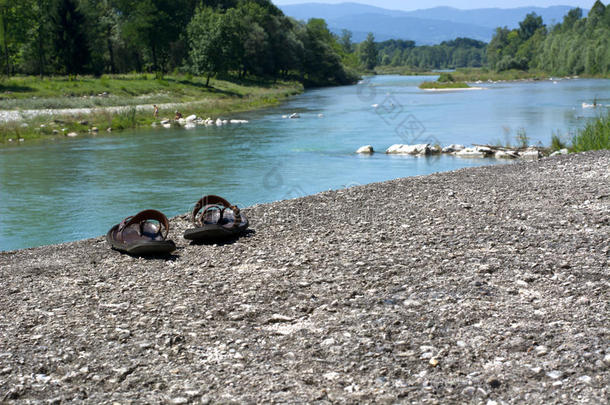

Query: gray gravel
(1, 151), (609, 404)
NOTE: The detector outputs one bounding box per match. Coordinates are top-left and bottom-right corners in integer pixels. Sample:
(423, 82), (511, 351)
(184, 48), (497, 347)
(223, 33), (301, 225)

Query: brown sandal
(106, 209), (176, 255)
(183, 195), (249, 241)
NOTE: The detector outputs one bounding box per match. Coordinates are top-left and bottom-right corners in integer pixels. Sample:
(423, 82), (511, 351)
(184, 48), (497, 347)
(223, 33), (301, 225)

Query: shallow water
(1, 75), (608, 251)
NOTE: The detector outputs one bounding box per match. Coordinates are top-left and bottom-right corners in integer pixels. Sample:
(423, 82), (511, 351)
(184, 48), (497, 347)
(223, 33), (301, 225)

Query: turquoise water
(1, 75), (608, 251)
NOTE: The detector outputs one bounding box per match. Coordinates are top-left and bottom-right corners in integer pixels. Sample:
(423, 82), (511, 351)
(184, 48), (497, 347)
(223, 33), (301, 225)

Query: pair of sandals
(106, 195), (248, 255)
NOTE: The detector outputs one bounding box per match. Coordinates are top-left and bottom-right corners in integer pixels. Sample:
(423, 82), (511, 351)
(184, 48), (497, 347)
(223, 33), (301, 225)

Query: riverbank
(0, 75), (303, 142)
(1, 151), (608, 403)
(374, 66), (609, 83)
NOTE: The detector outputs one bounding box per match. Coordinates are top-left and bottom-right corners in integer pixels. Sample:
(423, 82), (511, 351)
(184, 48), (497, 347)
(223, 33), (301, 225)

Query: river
(1, 75), (608, 251)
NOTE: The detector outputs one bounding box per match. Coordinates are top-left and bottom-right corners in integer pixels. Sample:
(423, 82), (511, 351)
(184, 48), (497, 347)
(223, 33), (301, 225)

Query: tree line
(352, 1), (609, 76)
(488, 0), (609, 76)
(0, 0), (358, 87)
(0, 0), (607, 86)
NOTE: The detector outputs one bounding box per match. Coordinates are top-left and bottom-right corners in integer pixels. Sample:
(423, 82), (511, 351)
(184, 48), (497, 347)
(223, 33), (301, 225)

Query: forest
(0, 0), (358, 87)
(488, 0), (609, 76)
(0, 0), (608, 86)
(364, 0), (610, 76)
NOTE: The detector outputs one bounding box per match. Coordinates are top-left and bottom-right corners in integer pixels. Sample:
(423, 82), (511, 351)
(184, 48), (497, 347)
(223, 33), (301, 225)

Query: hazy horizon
(272, 0), (603, 11)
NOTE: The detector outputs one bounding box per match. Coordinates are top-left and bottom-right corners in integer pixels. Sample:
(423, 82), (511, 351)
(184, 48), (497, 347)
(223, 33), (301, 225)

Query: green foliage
(0, 0), (357, 88)
(359, 32), (377, 70)
(298, 18), (358, 87)
(551, 132), (567, 151)
(375, 37), (486, 70)
(515, 128), (530, 148)
(438, 73), (455, 83)
(489, 2), (609, 77)
(50, 0), (90, 74)
(187, 6), (227, 85)
(0, 74), (303, 141)
(419, 81), (469, 89)
(518, 13), (544, 41)
(571, 112), (610, 152)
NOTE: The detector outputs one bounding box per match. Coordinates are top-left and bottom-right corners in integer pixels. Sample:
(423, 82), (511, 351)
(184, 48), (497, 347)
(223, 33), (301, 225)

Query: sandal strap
(192, 195), (233, 225)
(118, 209), (170, 239)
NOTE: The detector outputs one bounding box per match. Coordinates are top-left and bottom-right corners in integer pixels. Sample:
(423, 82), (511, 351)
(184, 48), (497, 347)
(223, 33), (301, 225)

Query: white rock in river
(215, 118), (223, 126)
(519, 149), (542, 160)
(386, 144), (430, 155)
(429, 145), (442, 154)
(455, 146), (492, 158)
(550, 148), (568, 157)
(184, 123), (196, 129)
(66, 132), (78, 137)
(185, 114), (197, 122)
(230, 119), (248, 124)
(160, 119), (170, 125)
(356, 145), (374, 154)
(442, 144), (465, 153)
(495, 150), (518, 159)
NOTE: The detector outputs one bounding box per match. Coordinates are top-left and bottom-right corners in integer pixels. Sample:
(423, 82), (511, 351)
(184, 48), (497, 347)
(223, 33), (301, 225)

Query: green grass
(419, 81), (470, 89)
(374, 66), (438, 76)
(571, 112), (610, 152)
(0, 74), (303, 142)
(0, 74), (301, 109)
(448, 68), (550, 82)
(550, 132), (568, 151)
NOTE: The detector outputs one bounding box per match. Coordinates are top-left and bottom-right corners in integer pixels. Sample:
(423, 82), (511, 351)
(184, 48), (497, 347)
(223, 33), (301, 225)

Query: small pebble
(546, 370), (563, 379)
(487, 377), (501, 388)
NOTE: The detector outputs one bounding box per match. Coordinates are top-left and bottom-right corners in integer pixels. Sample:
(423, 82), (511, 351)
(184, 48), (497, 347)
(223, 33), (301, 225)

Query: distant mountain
(405, 5), (581, 28)
(279, 2), (585, 44)
(328, 14), (493, 44)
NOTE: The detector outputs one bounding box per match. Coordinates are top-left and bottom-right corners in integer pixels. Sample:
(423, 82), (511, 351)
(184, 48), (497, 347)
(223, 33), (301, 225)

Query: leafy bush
(572, 112), (610, 152)
(438, 73), (455, 82)
(515, 128), (530, 148)
(551, 132), (567, 151)
(419, 81), (469, 89)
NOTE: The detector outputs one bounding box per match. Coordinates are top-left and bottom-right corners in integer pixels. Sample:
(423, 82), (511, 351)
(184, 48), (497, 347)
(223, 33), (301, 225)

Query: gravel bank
(0, 102), (183, 123)
(1, 151), (608, 404)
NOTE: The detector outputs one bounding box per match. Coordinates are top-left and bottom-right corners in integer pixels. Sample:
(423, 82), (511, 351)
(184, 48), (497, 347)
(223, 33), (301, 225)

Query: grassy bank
(374, 66), (438, 76)
(0, 74), (303, 142)
(446, 67), (608, 82)
(571, 112), (610, 152)
(447, 68), (550, 82)
(419, 81), (470, 89)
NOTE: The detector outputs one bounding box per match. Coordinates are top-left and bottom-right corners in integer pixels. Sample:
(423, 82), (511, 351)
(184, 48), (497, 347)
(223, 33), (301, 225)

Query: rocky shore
(1, 151), (609, 404)
(358, 143), (560, 160)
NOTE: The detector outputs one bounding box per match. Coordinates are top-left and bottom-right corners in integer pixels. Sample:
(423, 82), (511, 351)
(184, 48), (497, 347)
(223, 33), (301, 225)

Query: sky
(272, 0), (602, 10)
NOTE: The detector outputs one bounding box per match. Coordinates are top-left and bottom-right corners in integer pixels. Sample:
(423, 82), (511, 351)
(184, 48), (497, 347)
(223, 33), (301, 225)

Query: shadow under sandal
(106, 209), (176, 255)
(183, 195), (249, 242)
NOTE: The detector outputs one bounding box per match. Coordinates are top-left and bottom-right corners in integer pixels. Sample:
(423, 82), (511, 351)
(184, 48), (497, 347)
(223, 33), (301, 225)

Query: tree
(359, 32), (377, 70)
(339, 29), (353, 54)
(298, 18), (355, 86)
(116, 0), (194, 73)
(50, 0), (91, 74)
(562, 7), (582, 31)
(518, 12), (544, 42)
(0, 0), (35, 76)
(187, 6), (228, 86)
(487, 27), (510, 69)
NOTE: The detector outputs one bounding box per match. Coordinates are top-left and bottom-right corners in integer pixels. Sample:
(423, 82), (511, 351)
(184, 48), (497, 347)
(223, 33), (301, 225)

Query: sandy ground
(0, 151), (608, 403)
